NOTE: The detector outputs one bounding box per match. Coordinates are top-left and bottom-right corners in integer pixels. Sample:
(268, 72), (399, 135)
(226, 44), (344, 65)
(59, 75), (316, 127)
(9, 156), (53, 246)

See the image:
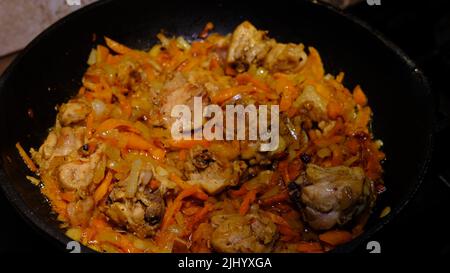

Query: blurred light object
(0, 0), (97, 57)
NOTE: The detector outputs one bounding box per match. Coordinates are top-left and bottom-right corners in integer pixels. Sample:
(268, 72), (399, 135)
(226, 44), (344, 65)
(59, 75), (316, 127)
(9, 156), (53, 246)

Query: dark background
(0, 0), (449, 254)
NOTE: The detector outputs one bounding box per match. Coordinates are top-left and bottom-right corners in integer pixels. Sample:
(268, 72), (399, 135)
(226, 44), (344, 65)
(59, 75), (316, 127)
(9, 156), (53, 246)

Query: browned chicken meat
(210, 210), (278, 253)
(264, 43), (307, 72)
(227, 21), (307, 72)
(184, 146), (245, 194)
(31, 126), (87, 170)
(297, 164), (375, 230)
(160, 72), (208, 128)
(58, 100), (91, 126)
(105, 162), (165, 238)
(227, 21), (274, 70)
(58, 149), (104, 191)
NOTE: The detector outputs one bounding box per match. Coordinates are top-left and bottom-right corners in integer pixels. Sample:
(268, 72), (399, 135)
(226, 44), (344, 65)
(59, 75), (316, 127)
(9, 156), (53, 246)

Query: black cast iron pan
(0, 0), (435, 253)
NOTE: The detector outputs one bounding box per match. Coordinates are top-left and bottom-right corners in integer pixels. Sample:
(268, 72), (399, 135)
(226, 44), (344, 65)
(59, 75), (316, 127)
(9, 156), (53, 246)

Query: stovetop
(0, 0), (449, 254)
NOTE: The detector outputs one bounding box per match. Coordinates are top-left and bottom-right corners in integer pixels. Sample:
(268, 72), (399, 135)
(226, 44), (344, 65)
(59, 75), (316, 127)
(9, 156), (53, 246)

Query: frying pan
(0, 0), (434, 253)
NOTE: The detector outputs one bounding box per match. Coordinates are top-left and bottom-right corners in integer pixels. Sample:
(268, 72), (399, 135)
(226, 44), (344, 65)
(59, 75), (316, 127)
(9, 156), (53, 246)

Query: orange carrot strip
(199, 22), (214, 39)
(104, 37), (132, 55)
(236, 73), (271, 92)
(261, 191), (289, 205)
(274, 73), (299, 112)
(86, 111), (95, 138)
(94, 171), (113, 204)
(15, 142), (37, 172)
(239, 189), (257, 215)
(327, 101), (343, 119)
(169, 173), (208, 200)
(225, 65), (237, 76)
(149, 179), (160, 191)
(119, 132), (165, 160)
(61, 191), (76, 202)
(95, 118), (141, 135)
(264, 211), (300, 241)
(297, 242), (324, 253)
(278, 160), (290, 183)
(265, 211), (290, 227)
(112, 91), (132, 119)
(211, 85), (255, 104)
(96, 45), (110, 63)
(229, 184), (248, 197)
(318, 230), (353, 246)
(162, 186), (202, 229)
(288, 159), (303, 181)
(187, 203), (213, 231)
(179, 149), (187, 161)
(167, 139), (211, 149)
(169, 173), (190, 189)
(353, 85), (367, 106)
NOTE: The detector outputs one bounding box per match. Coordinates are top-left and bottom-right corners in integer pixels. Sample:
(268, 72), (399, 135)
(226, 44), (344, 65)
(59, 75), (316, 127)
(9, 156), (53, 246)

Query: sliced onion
(91, 99), (106, 117)
(125, 159), (142, 198)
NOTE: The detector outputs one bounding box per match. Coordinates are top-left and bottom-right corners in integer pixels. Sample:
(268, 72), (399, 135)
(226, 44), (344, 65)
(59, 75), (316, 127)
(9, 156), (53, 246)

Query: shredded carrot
(336, 72), (345, 83)
(96, 45), (110, 63)
(261, 191), (289, 205)
(225, 65), (237, 76)
(297, 242), (324, 253)
(236, 73), (271, 92)
(288, 159), (302, 181)
(265, 211), (290, 226)
(95, 118), (141, 135)
(318, 230), (353, 246)
(94, 171), (113, 204)
(239, 189), (257, 215)
(169, 173), (190, 189)
(278, 160), (290, 183)
(353, 85), (367, 106)
(167, 139), (211, 149)
(209, 56), (220, 70)
(28, 22), (385, 253)
(211, 85), (256, 104)
(229, 184), (248, 197)
(149, 179), (160, 190)
(169, 173), (208, 200)
(327, 100), (343, 119)
(187, 203), (213, 231)
(274, 73), (299, 112)
(313, 135), (345, 148)
(16, 142), (37, 172)
(199, 22), (214, 39)
(178, 149), (187, 161)
(118, 132), (165, 160)
(104, 37), (132, 55)
(300, 47), (325, 81)
(162, 186), (204, 229)
(86, 111), (95, 138)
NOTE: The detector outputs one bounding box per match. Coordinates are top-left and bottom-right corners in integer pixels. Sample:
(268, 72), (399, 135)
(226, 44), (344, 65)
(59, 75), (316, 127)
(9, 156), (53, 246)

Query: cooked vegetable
(24, 21), (384, 253)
